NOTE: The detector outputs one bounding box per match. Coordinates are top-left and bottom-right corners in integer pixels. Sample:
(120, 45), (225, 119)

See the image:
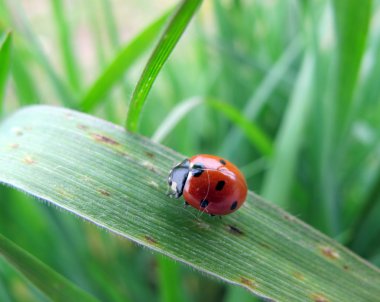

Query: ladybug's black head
(168, 159), (190, 198)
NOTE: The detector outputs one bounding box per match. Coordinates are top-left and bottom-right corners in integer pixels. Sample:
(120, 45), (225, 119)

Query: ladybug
(168, 154), (248, 215)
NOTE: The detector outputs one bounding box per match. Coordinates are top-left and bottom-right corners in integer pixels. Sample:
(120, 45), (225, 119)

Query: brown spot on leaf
(320, 246), (340, 260)
(65, 112), (74, 120)
(77, 124), (89, 130)
(259, 242), (271, 249)
(57, 187), (74, 199)
(227, 225), (244, 236)
(144, 235), (157, 245)
(283, 213), (295, 221)
(311, 293), (329, 302)
(145, 151), (155, 158)
(23, 156), (35, 164)
(98, 189), (111, 197)
(148, 180), (159, 189)
(292, 272), (305, 281)
(92, 133), (120, 145)
(240, 277), (256, 289)
(194, 220), (210, 230)
(116, 150), (132, 159)
(9, 143), (19, 149)
(12, 127), (23, 136)
(343, 264), (349, 270)
(141, 161), (157, 173)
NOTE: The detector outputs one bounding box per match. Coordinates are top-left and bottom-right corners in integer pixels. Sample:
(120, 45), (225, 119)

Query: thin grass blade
(126, 0), (203, 131)
(261, 52), (315, 206)
(152, 97), (272, 156)
(220, 39), (301, 157)
(51, 0), (81, 93)
(5, 0), (76, 106)
(0, 232), (98, 302)
(0, 31), (12, 115)
(79, 9), (172, 112)
(158, 256), (186, 302)
(0, 106), (379, 301)
(332, 0), (372, 136)
(151, 97), (202, 143)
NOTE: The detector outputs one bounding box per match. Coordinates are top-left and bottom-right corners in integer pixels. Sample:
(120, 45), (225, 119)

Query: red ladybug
(168, 154), (248, 215)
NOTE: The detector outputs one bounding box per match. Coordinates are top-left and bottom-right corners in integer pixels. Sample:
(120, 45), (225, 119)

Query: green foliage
(50, 0), (82, 93)
(126, 0), (202, 131)
(0, 233), (98, 302)
(0, 106), (379, 302)
(1, 0), (380, 301)
(80, 10), (172, 112)
(0, 31), (12, 114)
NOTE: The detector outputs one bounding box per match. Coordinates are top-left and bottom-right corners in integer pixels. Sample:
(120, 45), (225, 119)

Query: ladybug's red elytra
(168, 154), (248, 215)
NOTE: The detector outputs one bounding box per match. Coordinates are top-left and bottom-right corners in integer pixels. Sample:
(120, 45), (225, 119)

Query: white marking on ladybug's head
(171, 181), (178, 193)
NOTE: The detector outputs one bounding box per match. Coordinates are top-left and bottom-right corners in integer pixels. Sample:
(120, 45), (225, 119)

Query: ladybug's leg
(183, 201), (189, 207)
(208, 214), (222, 219)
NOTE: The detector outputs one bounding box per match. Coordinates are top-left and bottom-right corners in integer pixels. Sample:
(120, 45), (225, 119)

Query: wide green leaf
(0, 106), (379, 302)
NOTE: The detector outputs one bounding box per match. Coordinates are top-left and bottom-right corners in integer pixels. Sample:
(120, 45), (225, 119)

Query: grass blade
(261, 52), (315, 206)
(315, 0), (372, 236)
(51, 0), (81, 93)
(151, 97), (202, 143)
(0, 232), (98, 302)
(5, 0), (76, 106)
(207, 99), (272, 157)
(220, 39), (301, 157)
(152, 97), (272, 156)
(332, 0), (372, 135)
(0, 105), (379, 301)
(158, 257), (185, 302)
(126, 0), (203, 131)
(11, 48), (41, 106)
(0, 31), (12, 115)
(79, 9), (172, 112)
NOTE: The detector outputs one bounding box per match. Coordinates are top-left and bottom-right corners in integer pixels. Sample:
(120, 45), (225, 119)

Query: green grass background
(0, 0), (379, 301)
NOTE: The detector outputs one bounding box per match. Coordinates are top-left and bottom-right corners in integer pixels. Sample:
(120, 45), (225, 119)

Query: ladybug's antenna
(197, 169), (211, 218)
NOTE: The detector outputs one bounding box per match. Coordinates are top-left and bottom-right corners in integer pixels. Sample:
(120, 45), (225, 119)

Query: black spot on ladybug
(219, 159), (226, 165)
(200, 199), (209, 208)
(192, 169), (203, 177)
(230, 201), (238, 210)
(228, 225), (244, 235)
(192, 163), (204, 177)
(215, 180), (225, 191)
